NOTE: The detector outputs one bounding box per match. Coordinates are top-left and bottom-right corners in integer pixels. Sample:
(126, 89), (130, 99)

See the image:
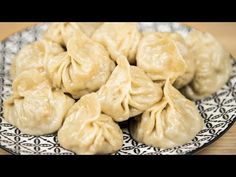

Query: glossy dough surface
(97, 54), (162, 122)
(4, 69), (75, 135)
(136, 32), (187, 82)
(43, 22), (103, 46)
(11, 39), (64, 79)
(169, 33), (196, 89)
(130, 79), (204, 148)
(58, 93), (123, 155)
(46, 31), (115, 99)
(181, 30), (232, 100)
(92, 22), (141, 64)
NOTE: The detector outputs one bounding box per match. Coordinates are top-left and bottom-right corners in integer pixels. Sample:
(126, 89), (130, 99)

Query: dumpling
(97, 54), (163, 122)
(60, 22), (103, 46)
(10, 39), (64, 80)
(92, 22), (141, 64)
(130, 79), (204, 149)
(43, 22), (103, 46)
(3, 69), (75, 136)
(136, 32), (187, 82)
(45, 30), (115, 99)
(76, 22), (103, 37)
(181, 29), (232, 100)
(58, 93), (123, 155)
(168, 33), (196, 89)
(43, 23), (64, 46)
(129, 67), (163, 117)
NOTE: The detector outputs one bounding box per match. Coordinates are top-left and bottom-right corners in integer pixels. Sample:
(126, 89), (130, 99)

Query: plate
(0, 23), (236, 155)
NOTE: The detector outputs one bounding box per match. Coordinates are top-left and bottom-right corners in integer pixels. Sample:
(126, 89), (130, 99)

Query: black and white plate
(0, 23), (235, 155)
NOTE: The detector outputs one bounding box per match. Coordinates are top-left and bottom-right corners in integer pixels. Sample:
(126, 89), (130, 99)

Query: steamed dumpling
(76, 23), (103, 37)
(97, 54), (163, 122)
(92, 22), (141, 64)
(136, 32), (187, 82)
(46, 30), (115, 99)
(10, 39), (64, 80)
(3, 69), (75, 135)
(60, 22), (103, 46)
(168, 33), (196, 89)
(43, 22), (102, 46)
(58, 93), (123, 155)
(181, 29), (232, 100)
(43, 23), (64, 46)
(130, 79), (204, 149)
(129, 66), (163, 117)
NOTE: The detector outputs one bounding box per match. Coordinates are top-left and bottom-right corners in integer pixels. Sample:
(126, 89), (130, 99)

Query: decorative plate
(0, 23), (235, 155)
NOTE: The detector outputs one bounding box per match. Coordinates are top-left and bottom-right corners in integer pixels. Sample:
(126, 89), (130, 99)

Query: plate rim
(186, 118), (236, 155)
(1, 117), (235, 155)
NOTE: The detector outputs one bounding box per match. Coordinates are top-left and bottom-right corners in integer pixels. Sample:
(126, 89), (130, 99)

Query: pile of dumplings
(3, 22), (232, 155)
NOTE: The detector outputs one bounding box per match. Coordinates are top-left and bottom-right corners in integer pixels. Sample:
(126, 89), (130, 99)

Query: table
(0, 22), (236, 155)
